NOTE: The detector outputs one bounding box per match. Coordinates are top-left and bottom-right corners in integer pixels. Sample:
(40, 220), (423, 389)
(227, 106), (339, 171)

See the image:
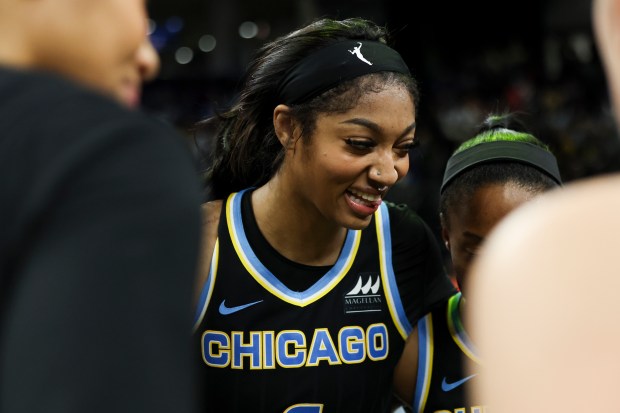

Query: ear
(273, 104), (296, 149)
(440, 213), (450, 251)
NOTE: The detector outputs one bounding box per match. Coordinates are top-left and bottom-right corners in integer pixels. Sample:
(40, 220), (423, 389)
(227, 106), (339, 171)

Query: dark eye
(464, 245), (481, 258)
(346, 138), (375, 150)
(398, 140), (418, 151)
(393, 140), (417, 156)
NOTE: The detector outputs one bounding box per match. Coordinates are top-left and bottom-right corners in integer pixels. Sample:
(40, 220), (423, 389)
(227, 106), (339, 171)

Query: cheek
(451, 252), (472, 287)
(395, 156), (410, 179)
(311, 151), (363, 184)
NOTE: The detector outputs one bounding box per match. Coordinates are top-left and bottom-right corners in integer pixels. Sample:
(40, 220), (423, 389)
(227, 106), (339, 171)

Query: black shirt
(0, 67), (203, 413)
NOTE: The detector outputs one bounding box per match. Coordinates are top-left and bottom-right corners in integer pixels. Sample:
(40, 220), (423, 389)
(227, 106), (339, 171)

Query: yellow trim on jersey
(447, 293), (481, 365)
(376, 203), (410, 339)
(416, 313), (434, 413)
(226, 191), (361, 307)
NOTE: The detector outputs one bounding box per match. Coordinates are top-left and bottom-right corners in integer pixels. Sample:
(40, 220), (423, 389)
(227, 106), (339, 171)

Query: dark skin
(441, 181), (538, 296)
(393, 181), (541, 407)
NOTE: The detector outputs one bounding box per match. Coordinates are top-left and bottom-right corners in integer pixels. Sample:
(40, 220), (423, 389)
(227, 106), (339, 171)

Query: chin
(341, 215), (373, 231)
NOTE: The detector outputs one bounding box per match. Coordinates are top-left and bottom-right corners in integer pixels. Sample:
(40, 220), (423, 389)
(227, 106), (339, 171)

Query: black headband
(277, 40), (411, 105)
(440, 141), (562, 194)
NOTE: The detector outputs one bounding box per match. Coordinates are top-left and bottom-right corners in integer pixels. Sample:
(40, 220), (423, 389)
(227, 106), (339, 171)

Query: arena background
(144, 0), (618, 275)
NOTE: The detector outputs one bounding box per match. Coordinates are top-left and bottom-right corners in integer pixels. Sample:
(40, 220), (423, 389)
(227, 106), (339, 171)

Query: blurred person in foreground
(0, 1), (203, 412)
(466, 0), (620, 411)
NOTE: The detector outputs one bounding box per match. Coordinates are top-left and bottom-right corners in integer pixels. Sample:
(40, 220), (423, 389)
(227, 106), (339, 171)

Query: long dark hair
(196, 17), (419, 199)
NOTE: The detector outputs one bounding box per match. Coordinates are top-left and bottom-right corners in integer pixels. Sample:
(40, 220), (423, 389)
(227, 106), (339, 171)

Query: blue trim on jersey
(447, 292), (481, 364)
(376, 202), (413, 339)
(414, 313), (433, 413)
(228, 189), (361, 307)
(193, 239), (219, 332)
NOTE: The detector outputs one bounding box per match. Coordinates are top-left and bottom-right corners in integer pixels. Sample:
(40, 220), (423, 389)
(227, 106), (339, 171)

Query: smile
(347, 188), (382, 206)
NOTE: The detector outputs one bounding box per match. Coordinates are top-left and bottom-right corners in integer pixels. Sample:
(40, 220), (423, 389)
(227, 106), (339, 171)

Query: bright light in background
(166, 16), (184, 33)
(147, 19), (156, 35)
(238, 21), (258, 39)
(175, 47), (194, 64)
(199, 35), (217, 53)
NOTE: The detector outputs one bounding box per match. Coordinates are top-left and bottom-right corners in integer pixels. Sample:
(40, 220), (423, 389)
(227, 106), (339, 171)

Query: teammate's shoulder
(383, 200), (426, 228)
(383, 200), (418, 217)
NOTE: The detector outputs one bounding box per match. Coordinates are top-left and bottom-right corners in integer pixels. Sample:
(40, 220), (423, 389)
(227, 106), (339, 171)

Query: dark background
(144, 0), (619, 272)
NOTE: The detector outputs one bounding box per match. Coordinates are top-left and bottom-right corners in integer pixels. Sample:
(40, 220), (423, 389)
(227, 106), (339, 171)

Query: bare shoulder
(202, 200), (223, 230)
(200, 200), (222, 265)
(194, 200), (223, 304)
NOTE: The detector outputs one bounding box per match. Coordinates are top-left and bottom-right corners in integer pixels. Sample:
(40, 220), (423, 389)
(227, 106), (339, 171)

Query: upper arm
(193, 200), (222, 305)
(393, 324), (420, 408)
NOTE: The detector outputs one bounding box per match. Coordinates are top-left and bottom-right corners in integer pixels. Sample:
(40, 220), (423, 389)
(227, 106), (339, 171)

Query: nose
(136, 38), (160, 82)
(369, 151), (402, 188)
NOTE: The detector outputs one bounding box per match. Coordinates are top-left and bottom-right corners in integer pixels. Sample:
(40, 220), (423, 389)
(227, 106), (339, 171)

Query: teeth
(349, 188), (381, 202)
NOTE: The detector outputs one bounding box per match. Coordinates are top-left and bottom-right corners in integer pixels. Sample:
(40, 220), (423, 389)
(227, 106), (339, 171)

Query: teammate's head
(439, 113), (562, 293)
(201, 17), (419, 200)
(0, 0), (157, 107)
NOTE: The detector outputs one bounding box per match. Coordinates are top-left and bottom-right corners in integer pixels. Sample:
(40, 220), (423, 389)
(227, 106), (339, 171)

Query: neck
(252, 181), (347, 266)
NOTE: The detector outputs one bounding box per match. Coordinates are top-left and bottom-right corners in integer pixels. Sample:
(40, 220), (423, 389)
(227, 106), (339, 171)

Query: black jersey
(0, 67), (203, 412)
(411, 293), (483, 413)
(193, 189), (455, 412)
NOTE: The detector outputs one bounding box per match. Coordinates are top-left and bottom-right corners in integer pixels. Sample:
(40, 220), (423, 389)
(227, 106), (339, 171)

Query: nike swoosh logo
(218, 299), (263, 315)
(441, 374), (477, 392)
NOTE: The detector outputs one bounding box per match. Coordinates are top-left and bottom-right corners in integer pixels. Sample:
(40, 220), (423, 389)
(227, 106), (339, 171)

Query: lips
(345, 188), (383, 217)
(347, 188), (382, 207)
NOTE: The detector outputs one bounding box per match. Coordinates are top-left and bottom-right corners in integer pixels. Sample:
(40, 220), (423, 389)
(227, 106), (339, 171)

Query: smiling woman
(192, 17), (457, 412)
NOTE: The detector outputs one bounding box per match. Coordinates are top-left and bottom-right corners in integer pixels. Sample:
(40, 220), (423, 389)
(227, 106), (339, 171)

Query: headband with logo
(277, 40), (411, 105)
(440, 141), (562, 194)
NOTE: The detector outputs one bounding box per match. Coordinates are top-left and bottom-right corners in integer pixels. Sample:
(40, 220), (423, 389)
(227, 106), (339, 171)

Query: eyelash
(465, 246), (481, 257)
(345, 138), (375, 149)
(345, 139), (417, 152)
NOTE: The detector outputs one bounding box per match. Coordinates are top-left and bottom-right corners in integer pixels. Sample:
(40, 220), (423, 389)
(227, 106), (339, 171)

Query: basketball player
(193, 17), (457, 412)
(393, 113), (562, 413)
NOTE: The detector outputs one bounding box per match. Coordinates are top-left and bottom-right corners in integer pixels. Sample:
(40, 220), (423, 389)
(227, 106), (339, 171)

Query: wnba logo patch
(343, 273), (383, 314)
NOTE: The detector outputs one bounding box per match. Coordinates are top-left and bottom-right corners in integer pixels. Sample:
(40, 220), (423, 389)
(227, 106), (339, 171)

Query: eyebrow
(340, 118), (416, 139)
(462, 232), (483, 243)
